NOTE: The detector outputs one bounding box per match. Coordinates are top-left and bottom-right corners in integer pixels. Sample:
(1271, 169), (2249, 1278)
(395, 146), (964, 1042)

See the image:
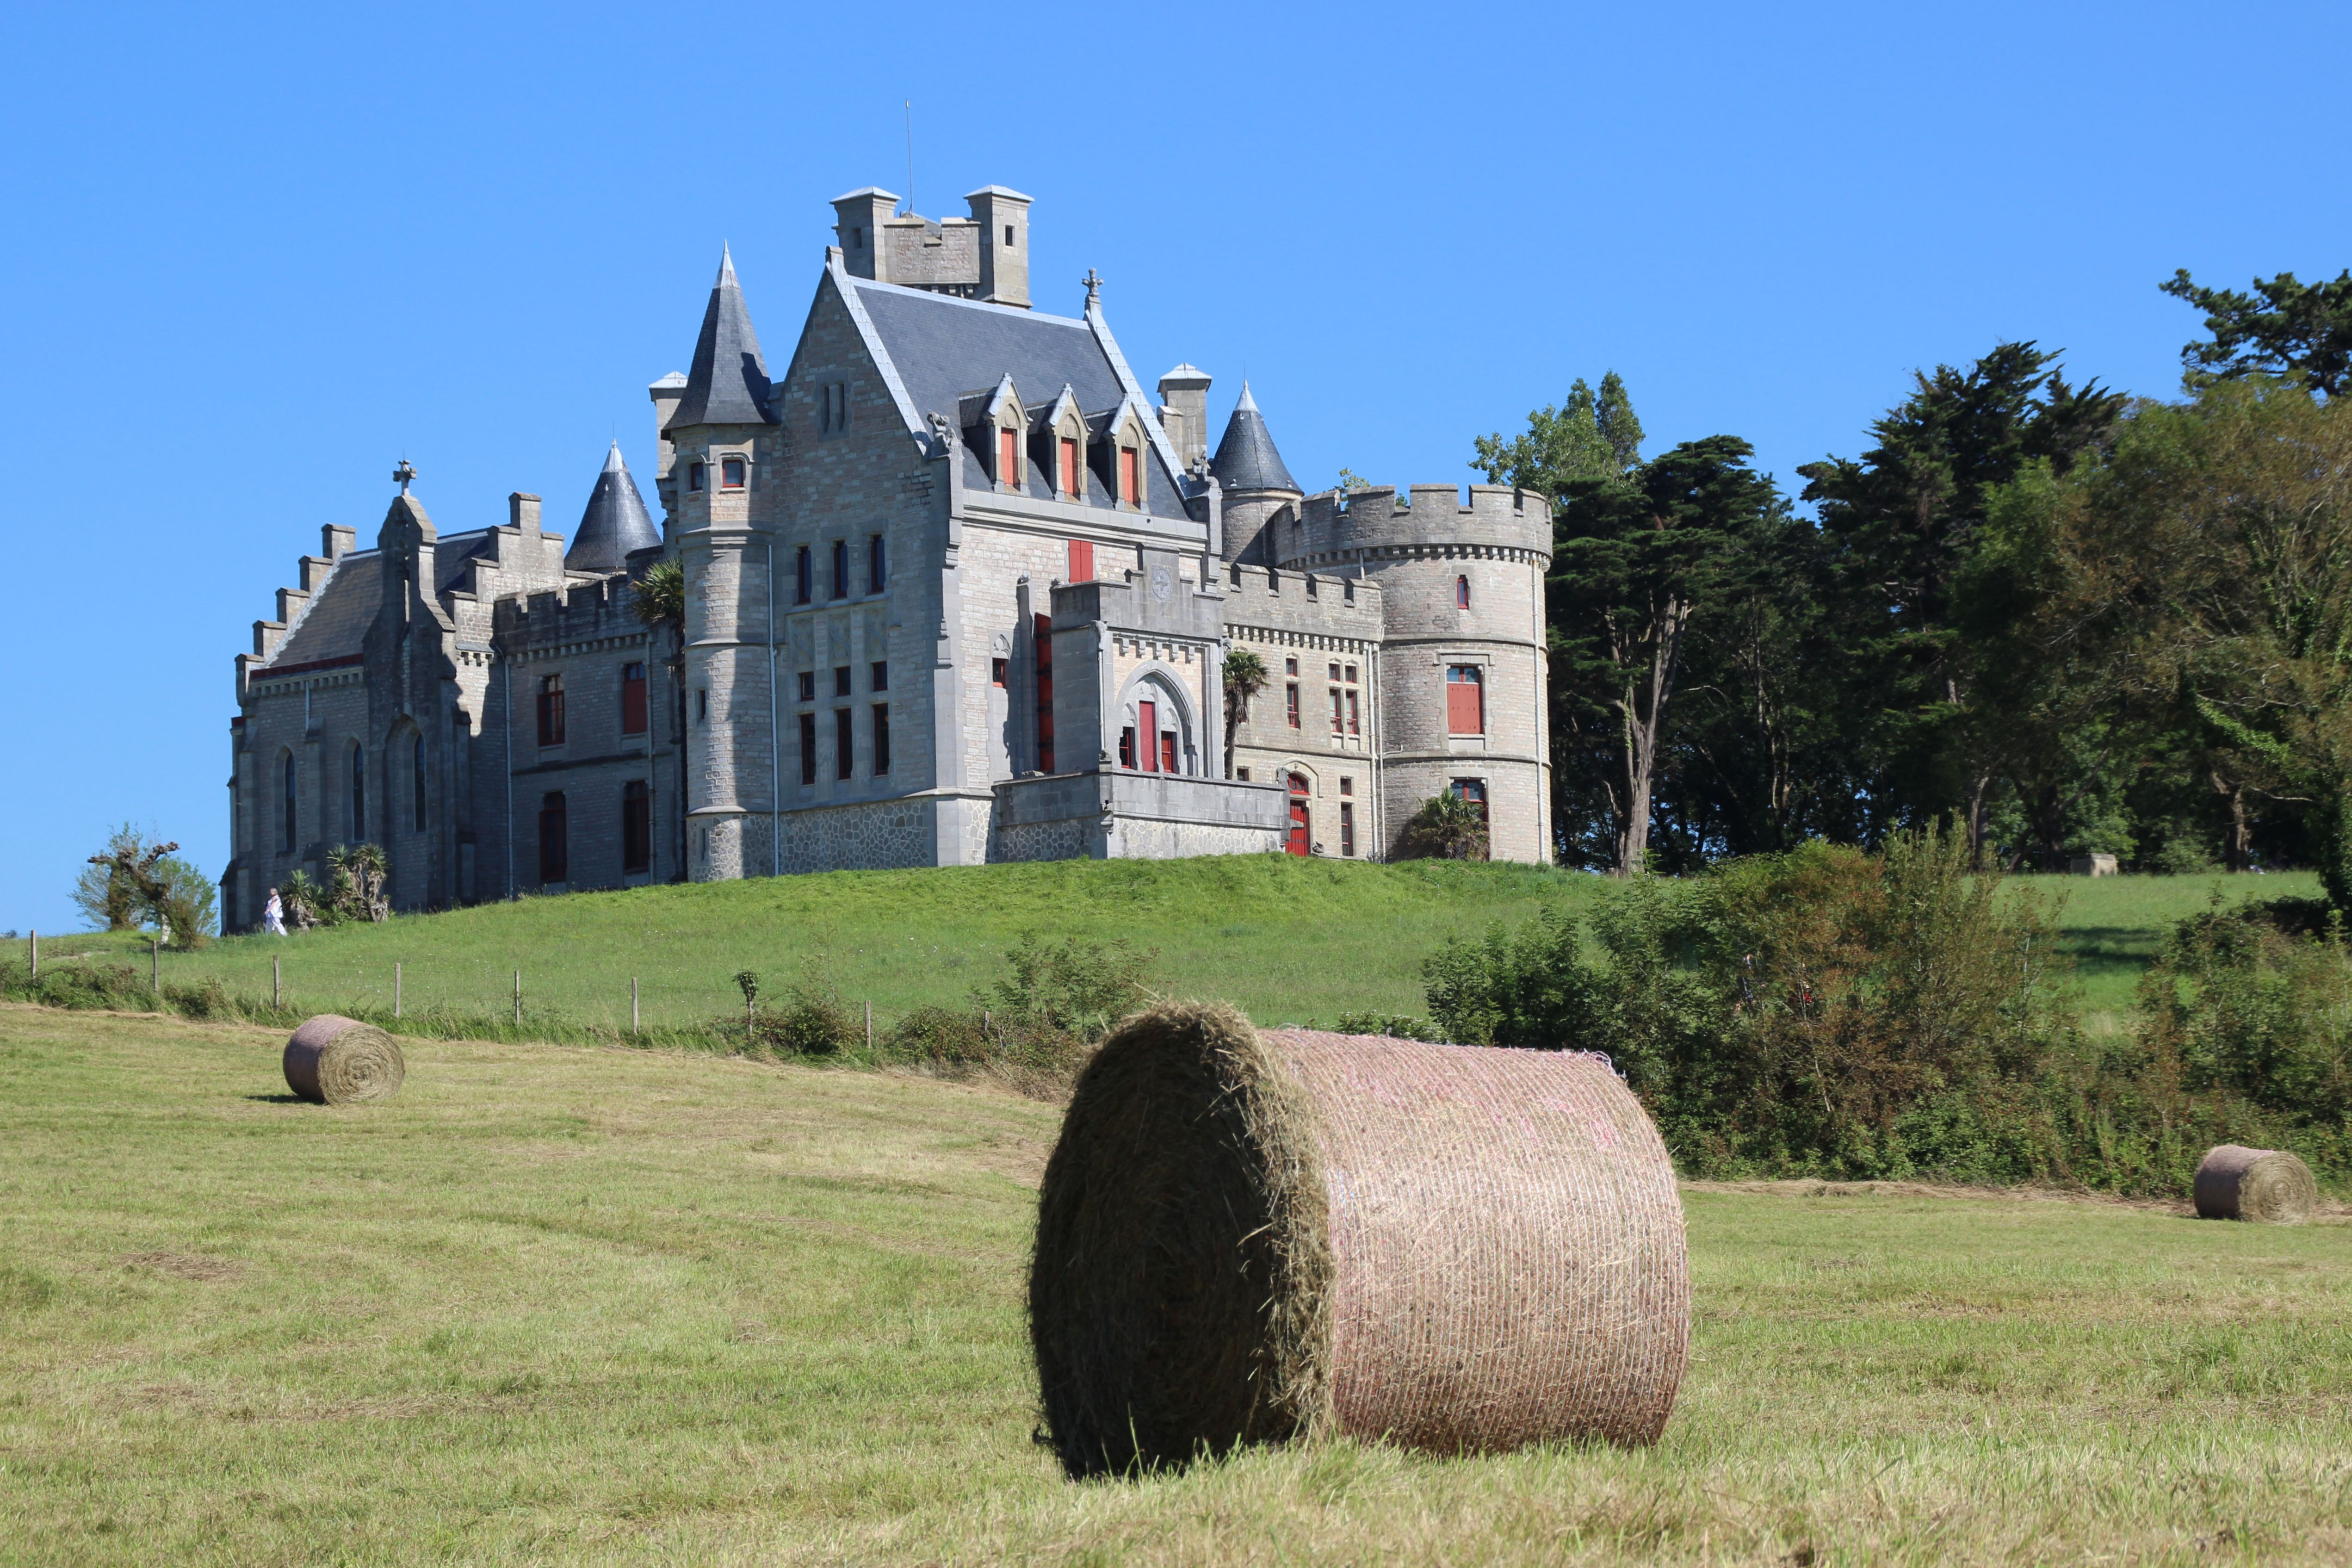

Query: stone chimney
(1158, 364), (1213, 470)
(509, 492), (542, 534)
(966, 186), (1032, 309)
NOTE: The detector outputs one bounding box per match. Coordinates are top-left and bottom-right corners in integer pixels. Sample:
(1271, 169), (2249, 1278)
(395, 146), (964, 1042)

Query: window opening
(1060, 436), (1081, 498)
(1004, 224), (1015, 246)
(1329, 688), (1343, 734)
(870, 660), (888, 692)
(835, 708), (854, 780)
(1067, 539), (1093, 583)
(1034, 614), (1055, 772)
(696, 688), (708, 723)
(869, 533), (888, 592)
(1286, 773), (1310, 857)
(1456, 574), (1471, 608)
(621, 661), (648, 735)
(1237, 767), (1251, 782)
(1137, 700), (1158, 772)
(991, 658), (1008, 687)
(282, 753), (297, 850)
(1118, 726), (1135, 769)
(999, 428), (1021, 488)
(797, 670), (816, 703)
(831, 539), (849, 599)
(1329, 663), (1341, 681)
(622, 781), (651, 873)
(537, 673), (566, 746)
(1160, 731), (1178, 773)
(721, 457), (745, 489)
(833, 665), (852, 698)
(1286, 681), (1300, 728)
(795, 545), (812, 604)
(538, 791), (568, 883)
(1340, 776), (1353, 796)
(1340, 800), (1355, 857)
(872, 704), (891, 775)
(799, 712), (817, 785)
(1446, 665), (1485, 735)
(687, 462), (704, 491)
(1347, 689), (1361, 735)
(349, 745), (365, 841)
(1120, 446), (1140, 507)
(412, 733), (427, 831)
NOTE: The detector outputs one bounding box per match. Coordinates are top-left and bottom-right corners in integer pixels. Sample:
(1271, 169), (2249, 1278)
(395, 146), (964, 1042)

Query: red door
(1287, 774), (1310, 856)
(1138, 701), (1158, 771)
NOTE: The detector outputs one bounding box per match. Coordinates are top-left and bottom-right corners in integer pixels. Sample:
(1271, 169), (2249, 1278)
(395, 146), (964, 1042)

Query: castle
(221, 186), (1551, 928)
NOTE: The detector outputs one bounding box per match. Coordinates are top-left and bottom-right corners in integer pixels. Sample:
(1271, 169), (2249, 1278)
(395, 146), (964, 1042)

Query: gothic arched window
(1456, 574), (1471, 609)
(281, 753), (297, 850)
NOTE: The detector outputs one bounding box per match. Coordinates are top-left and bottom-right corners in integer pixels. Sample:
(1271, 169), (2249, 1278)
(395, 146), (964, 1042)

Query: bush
(1399, 793), (1489, 861)
(749, 979), (858, 1057)
(984, 933), (1155, 1041)
(1329, 1011), (1443, 1041)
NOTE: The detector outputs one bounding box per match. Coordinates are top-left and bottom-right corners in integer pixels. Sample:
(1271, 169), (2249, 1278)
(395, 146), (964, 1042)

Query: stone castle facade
(222, 186), (1549, 927)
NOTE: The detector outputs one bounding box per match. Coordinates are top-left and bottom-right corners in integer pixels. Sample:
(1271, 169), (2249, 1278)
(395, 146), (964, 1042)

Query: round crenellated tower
(1279, 483), (1553, 863)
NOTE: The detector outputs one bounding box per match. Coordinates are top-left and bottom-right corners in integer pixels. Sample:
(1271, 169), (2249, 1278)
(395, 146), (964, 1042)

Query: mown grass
(15, 862), (2317, 1043)
(3, 1004), (2348, 1565)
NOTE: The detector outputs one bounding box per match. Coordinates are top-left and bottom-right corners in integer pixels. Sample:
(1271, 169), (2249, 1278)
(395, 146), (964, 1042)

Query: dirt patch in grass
(118, 1250), (244, 1282)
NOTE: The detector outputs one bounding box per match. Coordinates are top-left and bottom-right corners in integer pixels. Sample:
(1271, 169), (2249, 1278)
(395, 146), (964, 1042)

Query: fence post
(865, 999), (873, 1049)
(514, 969), (522, 1027)
(395, 961), (402, 1020)
(150, 935), (160, 998)
(631, 977), (640, 1035)
(273, 954), (281, 1010)
(28, 929), (35, 980)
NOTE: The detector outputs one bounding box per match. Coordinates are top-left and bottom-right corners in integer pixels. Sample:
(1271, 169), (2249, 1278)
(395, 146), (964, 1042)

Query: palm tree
(1222, 648), (1268, 777)
(631, 558), (690, 881)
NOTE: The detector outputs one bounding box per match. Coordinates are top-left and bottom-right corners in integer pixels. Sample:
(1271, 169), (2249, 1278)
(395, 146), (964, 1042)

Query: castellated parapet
(1286, 483), (1551, 569)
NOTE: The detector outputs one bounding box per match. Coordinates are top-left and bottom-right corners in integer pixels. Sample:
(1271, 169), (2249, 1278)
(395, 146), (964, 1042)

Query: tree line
(1475, 268), (2352, 890)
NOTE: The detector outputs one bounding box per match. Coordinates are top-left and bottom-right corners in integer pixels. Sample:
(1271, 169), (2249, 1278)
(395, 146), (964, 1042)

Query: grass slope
(3, 1005), (2348, 1565)
(23, 862), (2319, 1040)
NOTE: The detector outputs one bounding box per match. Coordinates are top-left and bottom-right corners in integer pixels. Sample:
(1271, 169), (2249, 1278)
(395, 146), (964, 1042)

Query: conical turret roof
(665, 246), (774, 429)
(1209, 382), (1299, 494)
(567, 442), (660, 572)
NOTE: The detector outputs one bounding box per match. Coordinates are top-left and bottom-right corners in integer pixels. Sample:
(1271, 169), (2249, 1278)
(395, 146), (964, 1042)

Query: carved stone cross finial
(1083, 268), (1102, 304)
(393, 458), (417, 494)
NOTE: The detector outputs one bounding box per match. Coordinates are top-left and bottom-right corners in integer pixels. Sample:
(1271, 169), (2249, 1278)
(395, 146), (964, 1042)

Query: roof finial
(393, 458), (416, 494)
(1083, 267), (1102, 306)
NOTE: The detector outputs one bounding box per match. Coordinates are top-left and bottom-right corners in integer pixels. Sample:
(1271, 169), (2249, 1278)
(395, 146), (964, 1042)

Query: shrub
(1399, 792), (1489, 861)
(984, 933), (1155, 1041)
(749, 979), (857, 1057)
(1329, 1011), (1443, 1041)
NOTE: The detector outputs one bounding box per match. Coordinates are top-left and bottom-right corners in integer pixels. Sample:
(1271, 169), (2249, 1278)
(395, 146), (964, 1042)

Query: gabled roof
(268, 552), (381, 668)
(566, 442), (660, 573)
(839, 271), (1188, 514)
(666, 247), (775, 429)
(1210, 382), (1300, 494)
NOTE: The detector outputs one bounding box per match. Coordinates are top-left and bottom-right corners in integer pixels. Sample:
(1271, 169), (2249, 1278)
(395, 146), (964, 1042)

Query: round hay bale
(1029, 1003), (1689, 1477)
(282, 1014), (405, 1105)
(2193, 1144), (2316, 1223)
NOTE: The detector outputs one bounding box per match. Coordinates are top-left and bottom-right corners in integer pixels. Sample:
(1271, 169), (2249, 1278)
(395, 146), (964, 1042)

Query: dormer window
(1120, 446), (1140, 508)
(1059, 436), (1081, 499)
(721, 457), (745, 489)
(687, 462), (705, 492)
(999, 428), (1021, 490)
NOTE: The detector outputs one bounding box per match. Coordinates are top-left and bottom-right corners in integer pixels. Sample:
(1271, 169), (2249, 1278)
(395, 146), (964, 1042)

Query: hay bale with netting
(282, 1015), (405, 1105)
(1028, 1003), (1689, 1478)
(2194, 1144), (2316, 1223)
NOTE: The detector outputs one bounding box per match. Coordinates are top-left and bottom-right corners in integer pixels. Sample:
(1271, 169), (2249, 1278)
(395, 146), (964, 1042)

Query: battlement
(1220, 560), (1383, 642)
(492, 575), (648, 649)
(1288, 483), (1551, 565)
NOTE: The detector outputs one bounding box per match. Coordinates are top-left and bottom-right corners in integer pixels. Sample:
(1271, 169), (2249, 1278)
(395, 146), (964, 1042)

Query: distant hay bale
(282, 1015), (405, 1105)
(1028, 1003), (1689, 1478)
(2193, 1144), (2316, 1223)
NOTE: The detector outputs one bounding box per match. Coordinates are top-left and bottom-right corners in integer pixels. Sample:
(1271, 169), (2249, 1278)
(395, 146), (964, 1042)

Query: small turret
(1211, 383), (1303, 564)
(567, 442), (660, 573)
(665, 247), (774, 431)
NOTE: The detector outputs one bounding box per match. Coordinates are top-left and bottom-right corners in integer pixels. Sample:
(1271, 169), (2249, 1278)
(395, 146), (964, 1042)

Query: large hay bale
(2193, 1144), (2317, 1223)
(1029, 1003), (1689, 1477)
(282, 1014), (405, 1105)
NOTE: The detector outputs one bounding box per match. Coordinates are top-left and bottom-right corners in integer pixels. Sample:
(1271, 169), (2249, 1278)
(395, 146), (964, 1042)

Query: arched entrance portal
(1287, 773), (1310, 856)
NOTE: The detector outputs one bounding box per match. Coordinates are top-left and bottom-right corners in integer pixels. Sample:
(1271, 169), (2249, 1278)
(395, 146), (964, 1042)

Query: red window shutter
(1120, 447), (1139, 506)
(621, 670), (647, 735)
(1138, 701), (1157, 771)
(1068, 540), (1093, 582)
(1000, 429), (1021, 486)
(1160, 731), (1177, 773)
(1447, 671), (1485, 734)
(1060, 437), (1080, 497)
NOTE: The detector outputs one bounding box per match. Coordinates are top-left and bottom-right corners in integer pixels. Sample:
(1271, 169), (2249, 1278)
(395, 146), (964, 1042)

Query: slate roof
(845, 276), (1186, 514)
(267, 552), (382, 668)
(1210, 383), (1299, 494)
(666, 248), (775, 429)
(566, 442), (660, 573)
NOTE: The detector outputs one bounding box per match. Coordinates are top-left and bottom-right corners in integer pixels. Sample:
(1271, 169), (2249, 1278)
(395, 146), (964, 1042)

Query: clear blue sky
(3, 0), (2347, 933)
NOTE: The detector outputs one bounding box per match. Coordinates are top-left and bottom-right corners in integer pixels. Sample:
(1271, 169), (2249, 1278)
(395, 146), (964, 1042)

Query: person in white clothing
(263, 887), (285, 936)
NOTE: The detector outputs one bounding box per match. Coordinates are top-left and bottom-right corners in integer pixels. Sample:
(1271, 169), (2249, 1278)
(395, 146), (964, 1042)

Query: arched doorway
(1287, 773), (1310, 856)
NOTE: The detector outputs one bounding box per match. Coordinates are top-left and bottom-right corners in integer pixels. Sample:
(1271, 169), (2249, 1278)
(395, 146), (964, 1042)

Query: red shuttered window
(999, 428), (1021, 488)
(620, 662), (647, 735)
(1446, 666), (1485, 735)
(1060, 436), (1081, 497)
(1067, 539), (1093, 583)
(1138, 700), (1158, 772)
(1120, 446), (1139, 507)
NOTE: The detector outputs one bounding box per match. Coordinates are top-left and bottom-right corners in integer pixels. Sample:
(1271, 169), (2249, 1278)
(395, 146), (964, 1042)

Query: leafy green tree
(1221, 647), (1267, 775)
(2162, 268), (2352, 399)
(1552, 436), (1788, 874)
(1472, 371), (1644, 496)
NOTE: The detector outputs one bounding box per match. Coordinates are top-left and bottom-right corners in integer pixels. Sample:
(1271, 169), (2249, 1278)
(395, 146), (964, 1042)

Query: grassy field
(14, 861), (2319, 1039)
(3, 1003), (2349, 1565)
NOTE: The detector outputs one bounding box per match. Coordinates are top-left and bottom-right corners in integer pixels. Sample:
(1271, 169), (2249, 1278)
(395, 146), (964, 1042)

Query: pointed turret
(567, 442), (661, 573)
(1209, 382), (1300, 496)
(665, 246), (774, 430)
